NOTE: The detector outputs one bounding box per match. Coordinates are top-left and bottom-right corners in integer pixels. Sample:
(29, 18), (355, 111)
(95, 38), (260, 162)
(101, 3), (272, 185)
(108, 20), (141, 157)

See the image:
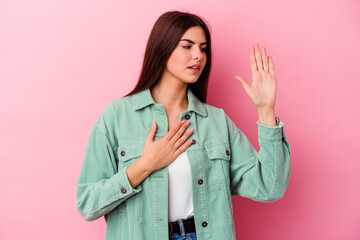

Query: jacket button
(121, 151), (126, 156)
(121, 187), (127, 194)
(202, 221), (207, 227)
(185, 114), (191, 120)
(226, 150), (230, 156)
(191, 139), (196, 145)
(198, 179), (203, 185)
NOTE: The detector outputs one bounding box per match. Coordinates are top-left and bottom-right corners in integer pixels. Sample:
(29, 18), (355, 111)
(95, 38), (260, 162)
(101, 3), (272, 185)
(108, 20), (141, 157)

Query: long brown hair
(123, 10), (212, 103)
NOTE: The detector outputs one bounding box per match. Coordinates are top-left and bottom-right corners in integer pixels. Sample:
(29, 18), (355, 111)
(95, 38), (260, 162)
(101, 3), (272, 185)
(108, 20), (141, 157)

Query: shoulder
(198, 102), (237, 144)
(101, 95), (133, 115)
(202, 102), (239, 133)
(201, 102), (233, 130)
(202, 102), (227, 118)
(94, 95), (133, 130)
(107, 94), (132, 109)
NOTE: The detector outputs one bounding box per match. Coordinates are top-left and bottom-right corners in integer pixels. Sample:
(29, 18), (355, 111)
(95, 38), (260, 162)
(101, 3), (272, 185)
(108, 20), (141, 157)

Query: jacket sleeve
(76, 103), (142, 221)
(225, 113), (291, 202)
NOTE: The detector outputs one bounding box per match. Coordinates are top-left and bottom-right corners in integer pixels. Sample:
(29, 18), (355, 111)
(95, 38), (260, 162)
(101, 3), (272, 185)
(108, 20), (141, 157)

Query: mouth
(188, 64), (201, 73)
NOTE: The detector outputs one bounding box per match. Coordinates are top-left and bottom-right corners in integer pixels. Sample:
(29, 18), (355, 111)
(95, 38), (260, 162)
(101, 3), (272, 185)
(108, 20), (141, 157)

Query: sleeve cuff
(257, 120), (284, 141)
(116, 166), (142, 196)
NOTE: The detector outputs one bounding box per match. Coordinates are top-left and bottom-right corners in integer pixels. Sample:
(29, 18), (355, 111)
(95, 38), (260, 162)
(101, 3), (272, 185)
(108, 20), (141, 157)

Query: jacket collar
(132, 87), (207, 117)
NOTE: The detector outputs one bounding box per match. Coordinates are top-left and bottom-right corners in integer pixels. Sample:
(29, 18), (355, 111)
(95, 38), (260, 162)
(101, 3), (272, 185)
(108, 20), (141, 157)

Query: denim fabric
(76, 87), (291, 240)
(170, 232), (197, 240)
(169, 216), (197, 240)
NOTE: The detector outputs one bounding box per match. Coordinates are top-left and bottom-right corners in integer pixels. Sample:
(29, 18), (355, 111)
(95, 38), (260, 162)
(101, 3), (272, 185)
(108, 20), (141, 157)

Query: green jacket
(76, 87), (291, 240)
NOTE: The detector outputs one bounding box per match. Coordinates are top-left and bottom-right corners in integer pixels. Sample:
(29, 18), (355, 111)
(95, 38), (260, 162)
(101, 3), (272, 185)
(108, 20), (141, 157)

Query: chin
(185, 77), (200, 84)
(186, 75), (202, 83)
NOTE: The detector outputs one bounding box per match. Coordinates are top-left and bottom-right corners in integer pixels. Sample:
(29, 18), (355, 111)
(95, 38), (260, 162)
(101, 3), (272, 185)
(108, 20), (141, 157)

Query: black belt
(168, 216), (196, 235)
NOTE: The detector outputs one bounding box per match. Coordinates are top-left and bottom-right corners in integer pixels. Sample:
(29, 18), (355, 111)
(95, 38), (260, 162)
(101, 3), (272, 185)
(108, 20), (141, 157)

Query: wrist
(137, 157), (154, 175)
(257, 107), (276, 126)
(256, 106), (275, 113)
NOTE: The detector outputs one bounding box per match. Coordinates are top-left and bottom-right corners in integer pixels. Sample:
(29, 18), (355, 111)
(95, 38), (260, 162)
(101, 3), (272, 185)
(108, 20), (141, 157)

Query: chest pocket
(206, 144), (231, 161)
(117, 142), (144, 171)
(205, 143), (231, 185)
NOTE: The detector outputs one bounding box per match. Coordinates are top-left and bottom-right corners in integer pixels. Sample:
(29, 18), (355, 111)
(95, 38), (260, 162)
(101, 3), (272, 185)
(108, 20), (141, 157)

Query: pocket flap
(205, 144), (231, 161)
(118, 142), (144, 162)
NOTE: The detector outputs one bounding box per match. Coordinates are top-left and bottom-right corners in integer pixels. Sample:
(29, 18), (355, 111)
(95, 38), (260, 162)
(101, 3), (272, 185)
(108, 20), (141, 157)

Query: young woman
(76, 10), (291, 240)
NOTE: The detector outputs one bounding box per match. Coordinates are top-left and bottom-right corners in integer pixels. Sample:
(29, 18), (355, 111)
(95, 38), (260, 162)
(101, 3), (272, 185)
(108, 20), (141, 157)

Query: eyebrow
(180, 39), (208, 45)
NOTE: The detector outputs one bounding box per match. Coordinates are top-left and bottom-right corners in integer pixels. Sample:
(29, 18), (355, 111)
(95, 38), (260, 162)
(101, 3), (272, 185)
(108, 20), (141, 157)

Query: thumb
(234, 75), (252, 94)
(145, 121), (157, 143)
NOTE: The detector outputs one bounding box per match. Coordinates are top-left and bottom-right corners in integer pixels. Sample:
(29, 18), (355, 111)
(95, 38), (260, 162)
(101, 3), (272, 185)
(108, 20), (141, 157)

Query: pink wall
(1, 0), (359, 239)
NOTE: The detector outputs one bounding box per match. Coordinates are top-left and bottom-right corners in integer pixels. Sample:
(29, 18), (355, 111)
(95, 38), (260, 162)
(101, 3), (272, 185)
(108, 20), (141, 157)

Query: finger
(145, 121), (157, 143)
(164, 120), (185, 140)
(174, 128), (193, 149)
(268, 56), (275, 76)
(235, 75), (252, 93)
(254, 43), (263, 71)
(249, 46), (257, 73)
(174, 139), (193, 156)
(262, 47), (269, 72)
(169, 121), (190, 144)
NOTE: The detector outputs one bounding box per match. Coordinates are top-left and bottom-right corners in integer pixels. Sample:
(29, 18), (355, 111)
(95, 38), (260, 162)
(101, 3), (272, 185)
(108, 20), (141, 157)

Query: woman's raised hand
(234, 43), (277, 110)
(138, 120), (194, 172)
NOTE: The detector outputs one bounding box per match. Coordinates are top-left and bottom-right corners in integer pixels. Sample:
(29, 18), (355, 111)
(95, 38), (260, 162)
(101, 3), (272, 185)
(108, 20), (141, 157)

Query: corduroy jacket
(76, 87), (291, 240)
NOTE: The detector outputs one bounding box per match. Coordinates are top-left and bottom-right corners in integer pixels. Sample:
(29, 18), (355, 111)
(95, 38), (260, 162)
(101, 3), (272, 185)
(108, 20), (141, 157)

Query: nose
(193, 47), (204, 61)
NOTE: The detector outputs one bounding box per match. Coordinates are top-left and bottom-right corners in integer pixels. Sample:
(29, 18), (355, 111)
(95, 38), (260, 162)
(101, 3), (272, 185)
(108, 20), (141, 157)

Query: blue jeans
(169, 216), (197, 240)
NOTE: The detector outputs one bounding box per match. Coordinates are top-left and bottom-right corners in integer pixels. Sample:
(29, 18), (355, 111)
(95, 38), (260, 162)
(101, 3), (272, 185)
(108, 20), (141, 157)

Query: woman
(76, 10), (291, 240)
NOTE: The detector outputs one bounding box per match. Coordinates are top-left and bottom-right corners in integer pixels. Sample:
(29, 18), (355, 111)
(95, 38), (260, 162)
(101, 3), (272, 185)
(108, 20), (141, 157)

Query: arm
(230, 43), (291, 201)
(76, 104), (142, 221)
(225, 113), (291, 202)
(126, 157), (153, 189)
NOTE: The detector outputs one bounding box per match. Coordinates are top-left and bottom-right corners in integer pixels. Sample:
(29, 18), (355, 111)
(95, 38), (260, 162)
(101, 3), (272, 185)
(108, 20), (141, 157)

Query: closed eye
(182, 45), (207, 52)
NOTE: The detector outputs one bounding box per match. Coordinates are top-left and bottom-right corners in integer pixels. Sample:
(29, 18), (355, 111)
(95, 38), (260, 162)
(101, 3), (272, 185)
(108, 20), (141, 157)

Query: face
(164, 26), (208, 84)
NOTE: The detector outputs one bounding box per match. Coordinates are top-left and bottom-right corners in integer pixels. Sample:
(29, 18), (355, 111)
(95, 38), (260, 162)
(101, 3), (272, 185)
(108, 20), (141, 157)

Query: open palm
(235, 43), (277, 109)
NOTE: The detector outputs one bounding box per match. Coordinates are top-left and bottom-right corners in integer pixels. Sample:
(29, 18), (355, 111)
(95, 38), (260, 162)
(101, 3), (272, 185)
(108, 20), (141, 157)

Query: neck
(150, 78), (189, 111)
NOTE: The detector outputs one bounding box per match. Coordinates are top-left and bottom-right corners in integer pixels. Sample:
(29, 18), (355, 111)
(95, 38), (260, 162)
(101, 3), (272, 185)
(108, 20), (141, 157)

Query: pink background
(1, 0), (359, 239)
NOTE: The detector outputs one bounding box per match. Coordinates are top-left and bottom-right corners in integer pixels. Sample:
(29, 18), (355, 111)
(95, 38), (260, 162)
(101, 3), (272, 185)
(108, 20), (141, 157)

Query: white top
(167, 151), (194, 222)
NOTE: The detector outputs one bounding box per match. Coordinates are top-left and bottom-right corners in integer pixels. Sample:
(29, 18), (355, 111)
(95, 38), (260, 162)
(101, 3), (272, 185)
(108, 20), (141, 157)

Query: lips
(188, 64), (200, 70)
